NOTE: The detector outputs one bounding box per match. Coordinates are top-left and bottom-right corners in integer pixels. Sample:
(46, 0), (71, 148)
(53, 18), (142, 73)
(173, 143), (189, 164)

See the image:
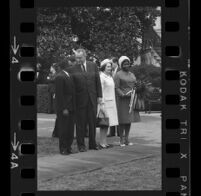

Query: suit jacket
(47, 74), (57, 94)
(55, 70), (75, 113)
(68, 61), (102, 110)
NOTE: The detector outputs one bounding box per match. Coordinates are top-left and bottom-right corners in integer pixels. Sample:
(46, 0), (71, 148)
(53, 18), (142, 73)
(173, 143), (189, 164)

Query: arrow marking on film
(11, 132), (19, 151)
(11, 36), (19, 55)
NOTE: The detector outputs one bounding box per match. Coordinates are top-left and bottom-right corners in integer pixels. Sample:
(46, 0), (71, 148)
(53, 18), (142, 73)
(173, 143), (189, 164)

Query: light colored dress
(99, 72), (119, 126)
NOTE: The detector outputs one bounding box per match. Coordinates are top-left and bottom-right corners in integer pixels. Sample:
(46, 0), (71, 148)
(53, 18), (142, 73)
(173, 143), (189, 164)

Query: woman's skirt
(116, 97), (141, 124)
(103, 100), (119, 127)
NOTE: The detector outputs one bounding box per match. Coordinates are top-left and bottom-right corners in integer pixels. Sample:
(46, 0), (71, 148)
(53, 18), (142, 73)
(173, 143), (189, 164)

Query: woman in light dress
(99, 59), (119, 148)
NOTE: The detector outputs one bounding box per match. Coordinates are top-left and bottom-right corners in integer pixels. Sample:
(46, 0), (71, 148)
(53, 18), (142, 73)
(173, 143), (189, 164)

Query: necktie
(81, 64), (86, 72)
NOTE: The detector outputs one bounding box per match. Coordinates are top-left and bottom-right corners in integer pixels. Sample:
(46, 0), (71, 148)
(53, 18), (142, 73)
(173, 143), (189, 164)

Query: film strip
(10, 0), (190, 195)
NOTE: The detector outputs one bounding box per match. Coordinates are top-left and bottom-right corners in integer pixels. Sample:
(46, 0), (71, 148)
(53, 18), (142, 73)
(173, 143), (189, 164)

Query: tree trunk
(141, 26), (152, 65)
(141, 26), (146, 64)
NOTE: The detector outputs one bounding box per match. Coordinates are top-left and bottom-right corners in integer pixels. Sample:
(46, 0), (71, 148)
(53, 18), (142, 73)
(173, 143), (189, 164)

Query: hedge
(37, 83), (161, 113)
(37, 84), (51, 113)
(130, 64), (161, 88)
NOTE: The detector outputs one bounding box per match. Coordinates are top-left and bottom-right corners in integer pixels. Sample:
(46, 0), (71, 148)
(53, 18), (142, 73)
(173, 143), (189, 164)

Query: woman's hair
(95, 59), (101, 68)
(100, 62), (112, 72)
(111, 57), (118, 64)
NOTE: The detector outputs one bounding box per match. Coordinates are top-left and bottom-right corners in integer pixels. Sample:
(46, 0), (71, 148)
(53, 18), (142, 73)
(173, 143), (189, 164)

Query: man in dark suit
(47, 63), (61, 138)
(68, 49), (102, 152)
(55, 59), (75, 155)
(68, 55), (89, 138)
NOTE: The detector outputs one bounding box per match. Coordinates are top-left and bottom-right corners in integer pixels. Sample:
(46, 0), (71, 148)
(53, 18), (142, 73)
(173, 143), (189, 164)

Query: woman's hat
(100, 59), (112, 68)
(118, 56), (130, 68)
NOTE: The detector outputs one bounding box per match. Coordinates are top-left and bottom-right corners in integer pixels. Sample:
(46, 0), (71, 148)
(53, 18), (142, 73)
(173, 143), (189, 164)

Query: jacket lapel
(75, 64), (83, 73)
(62, 70), (70, 79)
(74, 64), (87, 79)
(86, 61), (92, 72)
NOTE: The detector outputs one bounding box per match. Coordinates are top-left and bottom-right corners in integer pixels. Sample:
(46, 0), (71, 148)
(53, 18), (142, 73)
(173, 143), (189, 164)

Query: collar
(62, 70), (70, 77)
(83, 61), (87, 70)
(83, 61), (87, 66)
(102, 71), (112, 78)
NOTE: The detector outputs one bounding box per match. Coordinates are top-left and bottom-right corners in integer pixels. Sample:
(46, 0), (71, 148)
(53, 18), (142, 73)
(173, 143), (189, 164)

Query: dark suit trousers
(57, 111), (74, 152)
(76, 100), (97, 149)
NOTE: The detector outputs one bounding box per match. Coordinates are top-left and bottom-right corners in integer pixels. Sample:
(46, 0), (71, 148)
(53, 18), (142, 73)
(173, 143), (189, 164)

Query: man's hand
(97, 97), (103, 105)
(63, 109), (69, 116)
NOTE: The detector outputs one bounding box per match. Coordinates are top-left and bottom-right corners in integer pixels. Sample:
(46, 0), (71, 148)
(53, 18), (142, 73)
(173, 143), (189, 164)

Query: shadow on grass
(38, 156), (161, 190)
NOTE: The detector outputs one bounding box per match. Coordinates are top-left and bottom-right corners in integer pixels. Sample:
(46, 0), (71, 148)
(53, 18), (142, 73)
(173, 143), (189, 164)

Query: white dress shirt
(83, 61), (87, 72)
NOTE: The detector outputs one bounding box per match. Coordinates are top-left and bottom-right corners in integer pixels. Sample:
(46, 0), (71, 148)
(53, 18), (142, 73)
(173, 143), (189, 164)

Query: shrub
(37, 84), (51, 113)
(37, 7), (160, 83)
(130, 64), (161, 88)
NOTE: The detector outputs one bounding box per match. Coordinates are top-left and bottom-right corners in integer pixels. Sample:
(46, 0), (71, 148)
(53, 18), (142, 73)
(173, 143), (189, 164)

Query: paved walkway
(37, 112), (161, 183)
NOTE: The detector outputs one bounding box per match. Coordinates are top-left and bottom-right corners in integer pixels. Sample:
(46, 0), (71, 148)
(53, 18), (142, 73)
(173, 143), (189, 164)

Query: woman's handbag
(134, 96), (145, 110)
(96, 106), (109, 128)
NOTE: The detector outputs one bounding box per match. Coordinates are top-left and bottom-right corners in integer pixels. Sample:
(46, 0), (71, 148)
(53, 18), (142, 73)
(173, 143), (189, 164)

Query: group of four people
(53, 48), (140, 155)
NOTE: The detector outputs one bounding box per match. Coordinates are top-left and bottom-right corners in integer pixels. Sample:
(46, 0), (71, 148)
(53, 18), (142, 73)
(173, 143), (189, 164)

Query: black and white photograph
(36, 6), (161, 190)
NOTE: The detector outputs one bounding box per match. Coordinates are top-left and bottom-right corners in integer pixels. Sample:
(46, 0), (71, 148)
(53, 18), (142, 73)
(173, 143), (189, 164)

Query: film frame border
(10, 0), (190, 195)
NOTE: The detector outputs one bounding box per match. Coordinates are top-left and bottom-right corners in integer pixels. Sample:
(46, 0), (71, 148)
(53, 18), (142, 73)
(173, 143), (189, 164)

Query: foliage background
(37, 7), (161, 83)
(130, 64), (161, 88)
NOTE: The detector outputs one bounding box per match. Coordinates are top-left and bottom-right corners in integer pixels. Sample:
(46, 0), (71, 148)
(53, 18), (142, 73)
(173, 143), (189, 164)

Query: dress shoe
(120, 143), (126, 147)
(106, 144), (113, 148)
(67, 149), (73, 154)
(125, 142), (133, 146)
(60, 150), (71, 155)
(89, 146), (99, 150)
(79, 148), (86, 152)
(99, 144), (107, 149)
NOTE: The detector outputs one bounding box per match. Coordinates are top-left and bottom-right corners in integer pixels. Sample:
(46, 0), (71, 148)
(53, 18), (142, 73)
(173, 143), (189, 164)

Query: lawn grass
(38, 156), (161, 190)
(37, 114), (161, 190)
(38, 136), (161, 190)
(37, 136), (122, 157)
(37, 137), (80, 157)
